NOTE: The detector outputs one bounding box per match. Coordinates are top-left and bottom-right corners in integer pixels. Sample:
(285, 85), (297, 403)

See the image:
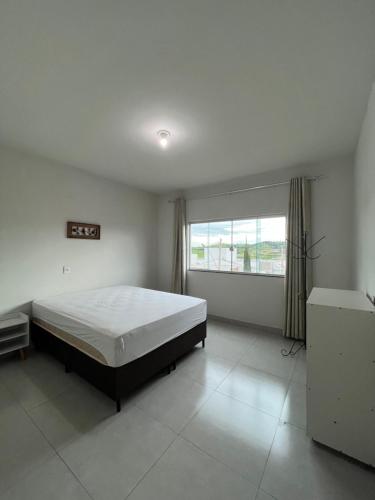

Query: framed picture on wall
(67, 221), (101, 240)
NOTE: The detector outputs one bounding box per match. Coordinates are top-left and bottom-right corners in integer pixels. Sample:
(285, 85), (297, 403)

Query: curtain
(284, 177), (312, 340)
(171, 198), (187, 294)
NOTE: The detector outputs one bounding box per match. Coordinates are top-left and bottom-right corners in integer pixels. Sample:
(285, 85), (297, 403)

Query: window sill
(187, 269), (285, 278)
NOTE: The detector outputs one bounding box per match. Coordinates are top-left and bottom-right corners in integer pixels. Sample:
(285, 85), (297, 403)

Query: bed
(31, 285), (207, 411)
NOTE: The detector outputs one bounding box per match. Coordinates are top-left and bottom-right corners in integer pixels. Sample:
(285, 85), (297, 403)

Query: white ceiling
(1, 1), (375, 193)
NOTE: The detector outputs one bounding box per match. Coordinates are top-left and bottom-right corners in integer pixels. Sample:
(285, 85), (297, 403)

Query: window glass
(190, 223), (209, 269)
(232, 219), (256, 273)
(208, 220), (232, 271)
(257, 217), (286, 275)
(189, 216), (286, 276)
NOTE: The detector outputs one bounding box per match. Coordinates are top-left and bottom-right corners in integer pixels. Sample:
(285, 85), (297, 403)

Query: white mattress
(32, 286), (207, 367)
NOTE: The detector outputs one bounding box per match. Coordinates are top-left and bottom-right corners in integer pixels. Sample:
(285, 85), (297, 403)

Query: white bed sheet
(32, 286), (207, 367)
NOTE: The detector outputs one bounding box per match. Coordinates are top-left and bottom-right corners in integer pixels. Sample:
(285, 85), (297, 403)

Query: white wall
(158, 156), (353, 330)
(0, 146), (158, 315)
(354, 83), (375, 298)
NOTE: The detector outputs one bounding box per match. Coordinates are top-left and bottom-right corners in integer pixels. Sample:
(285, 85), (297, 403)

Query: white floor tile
(177, 349), (236, 389)
(253, 332), (293, 350)
(291, 350), (307, 386)
(127, 437), (258, 500)
(182, 391), (278, 486)
(1, 455), (91, 500)
(261, 423), (375, 500)
(0, 352), (75, 410)
(0, 380), (18, 412)
(240, 343), (296, 380)
(135, 371), (213, 432)
(218, 364), (289, 417)
(204, 323), (255, 361)
(256, 490), (277, 500)
(28, 380), (117, 450)
(209, 321), (260, 344)
(59, 405), (176, 500)
(280, 381), (306, 429)
(0, 385), (54, 495)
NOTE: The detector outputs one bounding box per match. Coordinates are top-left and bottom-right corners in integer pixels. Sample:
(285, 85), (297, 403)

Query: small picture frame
(67, 221), (101, 240)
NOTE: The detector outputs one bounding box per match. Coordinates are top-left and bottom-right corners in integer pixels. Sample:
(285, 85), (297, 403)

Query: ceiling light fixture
(157, 130), (171, 149)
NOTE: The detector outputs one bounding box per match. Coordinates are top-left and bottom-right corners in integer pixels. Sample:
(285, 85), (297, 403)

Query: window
(189, 216), (286, 276)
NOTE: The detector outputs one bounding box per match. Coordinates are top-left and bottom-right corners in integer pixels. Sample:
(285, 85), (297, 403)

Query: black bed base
(31, 321), (207, 412)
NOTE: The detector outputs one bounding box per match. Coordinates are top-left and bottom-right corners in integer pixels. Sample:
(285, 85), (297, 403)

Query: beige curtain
(171, 198), (187, 294)
(284, 177), (312, 340)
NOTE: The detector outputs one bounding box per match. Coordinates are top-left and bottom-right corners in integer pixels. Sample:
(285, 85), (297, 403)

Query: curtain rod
(168, 175), (325, 203)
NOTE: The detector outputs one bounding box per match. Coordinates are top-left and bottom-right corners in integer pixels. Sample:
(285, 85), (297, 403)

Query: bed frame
(31, 320), (206, 412)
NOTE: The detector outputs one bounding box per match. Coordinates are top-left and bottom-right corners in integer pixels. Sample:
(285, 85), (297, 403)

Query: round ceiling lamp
(157, 130), (171, 149)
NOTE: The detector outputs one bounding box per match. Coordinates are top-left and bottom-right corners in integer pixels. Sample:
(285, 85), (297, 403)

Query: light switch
(63, 265), (71, 274)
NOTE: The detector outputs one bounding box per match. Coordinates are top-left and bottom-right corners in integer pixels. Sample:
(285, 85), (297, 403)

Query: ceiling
(1, 0), (375, 193)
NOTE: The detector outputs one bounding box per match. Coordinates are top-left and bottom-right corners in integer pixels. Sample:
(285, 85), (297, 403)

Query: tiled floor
(0, 319), (374, 499)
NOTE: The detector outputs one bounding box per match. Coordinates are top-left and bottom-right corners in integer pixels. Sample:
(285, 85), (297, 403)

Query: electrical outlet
(63, 265), (71, 274)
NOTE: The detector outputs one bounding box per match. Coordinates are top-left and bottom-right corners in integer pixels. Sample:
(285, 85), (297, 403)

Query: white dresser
(306, 287), (375, 466)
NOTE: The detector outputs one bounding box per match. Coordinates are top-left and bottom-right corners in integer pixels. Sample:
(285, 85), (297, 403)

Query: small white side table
(0, 312), (29, 360)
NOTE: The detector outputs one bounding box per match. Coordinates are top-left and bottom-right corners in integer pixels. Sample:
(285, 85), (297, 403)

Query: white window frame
(188, 214), (286, 278)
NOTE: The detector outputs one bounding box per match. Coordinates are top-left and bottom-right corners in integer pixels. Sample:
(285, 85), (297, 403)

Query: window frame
(188, 214), (286, 278)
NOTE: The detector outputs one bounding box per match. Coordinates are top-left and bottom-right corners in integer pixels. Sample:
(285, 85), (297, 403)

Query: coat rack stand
(281, 233), (325, 357)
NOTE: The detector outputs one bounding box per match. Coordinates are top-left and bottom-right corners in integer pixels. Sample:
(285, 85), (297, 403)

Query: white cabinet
(0, 312), (29, 359)
(306, 288), (375, 466)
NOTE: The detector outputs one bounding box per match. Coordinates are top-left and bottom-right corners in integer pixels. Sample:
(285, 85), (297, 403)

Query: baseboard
(207, 314), (283, 336)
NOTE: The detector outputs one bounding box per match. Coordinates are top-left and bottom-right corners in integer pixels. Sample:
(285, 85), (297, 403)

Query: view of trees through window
(189, 216), (286, 275)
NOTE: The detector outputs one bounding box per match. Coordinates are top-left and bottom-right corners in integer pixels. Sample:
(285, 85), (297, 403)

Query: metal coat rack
(281, 233), (325, 357)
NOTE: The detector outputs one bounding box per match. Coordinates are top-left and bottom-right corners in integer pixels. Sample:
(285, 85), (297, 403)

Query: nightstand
(0, 312), (29, 360)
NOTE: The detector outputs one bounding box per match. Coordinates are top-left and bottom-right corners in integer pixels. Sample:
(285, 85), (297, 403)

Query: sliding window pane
(190, 223), (209, 269)
(232, 219), (256, 272)
(207, 221), (232, 271)
(257, 217), (286, 275)
(190, 216), (286, 275)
